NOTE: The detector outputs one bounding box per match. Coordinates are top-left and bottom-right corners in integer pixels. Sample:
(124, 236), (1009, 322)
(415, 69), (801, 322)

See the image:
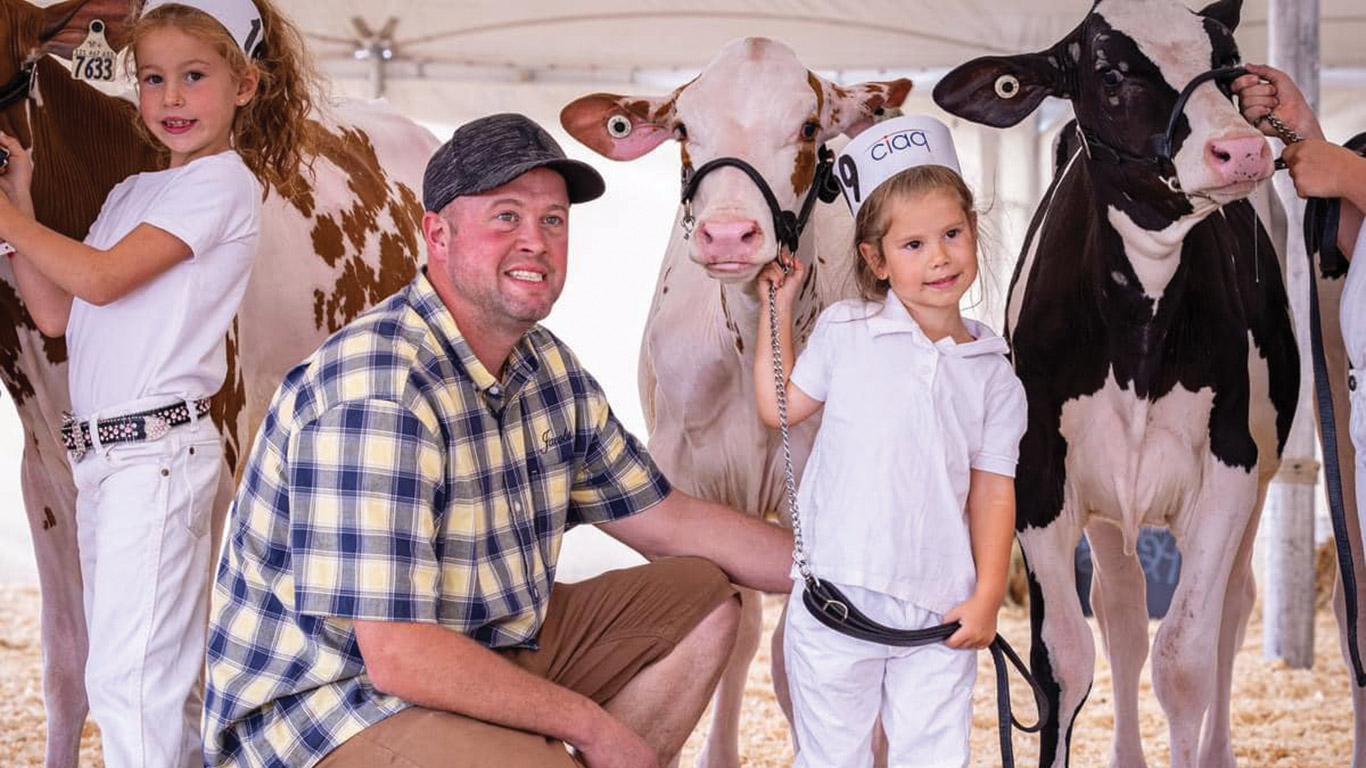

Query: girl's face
(135, 26), (257, 168)
(860, 189), (978, 318)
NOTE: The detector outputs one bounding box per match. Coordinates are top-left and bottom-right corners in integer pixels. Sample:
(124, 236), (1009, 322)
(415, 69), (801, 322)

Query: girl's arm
(0, 133), (190, 336)
(754, 255), (822, 428)
(943, 469), (1016, 650)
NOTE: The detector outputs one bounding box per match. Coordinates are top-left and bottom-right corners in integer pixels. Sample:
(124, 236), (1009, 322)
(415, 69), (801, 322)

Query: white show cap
(834, 115), (962, 217)
(142, 0), (264, 57)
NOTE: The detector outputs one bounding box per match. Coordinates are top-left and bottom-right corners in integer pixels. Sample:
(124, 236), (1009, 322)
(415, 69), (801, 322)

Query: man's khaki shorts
(317, 556), (738, 768)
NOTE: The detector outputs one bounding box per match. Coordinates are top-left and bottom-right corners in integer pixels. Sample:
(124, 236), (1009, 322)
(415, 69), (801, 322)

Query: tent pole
(1263, 0), (1320, 670)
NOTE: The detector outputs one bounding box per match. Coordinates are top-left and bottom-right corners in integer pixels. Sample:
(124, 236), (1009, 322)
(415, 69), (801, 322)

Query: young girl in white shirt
(755, 115), (1026, 768)
(0, 1), (314, 765)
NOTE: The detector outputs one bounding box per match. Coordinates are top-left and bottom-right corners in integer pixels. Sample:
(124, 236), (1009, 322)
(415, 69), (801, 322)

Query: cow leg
(22, 446), (87, 768)
(1198, 479), (1265, 768)
(1155, 466), (1257, 768)
(694, 587), (762, 768)
(1084, 522), (1150, 768)
(1018, 516), (1093, 768)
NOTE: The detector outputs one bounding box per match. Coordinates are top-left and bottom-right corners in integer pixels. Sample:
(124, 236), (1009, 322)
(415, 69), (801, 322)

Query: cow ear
(933, 52), (1064, 128)
(827, 78), (913, 138)
(1198, 0), (1243, 32)
(561, 93), (677, 161)
(39, 0), (137, 59)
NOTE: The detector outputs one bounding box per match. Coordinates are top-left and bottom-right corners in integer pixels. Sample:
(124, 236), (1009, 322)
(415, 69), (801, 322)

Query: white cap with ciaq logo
(835, 115), (962, 218)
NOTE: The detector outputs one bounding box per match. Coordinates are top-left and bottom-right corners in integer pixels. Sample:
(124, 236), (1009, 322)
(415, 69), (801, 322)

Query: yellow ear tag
(71, 19), (117, 82)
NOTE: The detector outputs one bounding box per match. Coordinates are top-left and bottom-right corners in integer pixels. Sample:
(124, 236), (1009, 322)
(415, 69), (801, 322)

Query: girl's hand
(757, 251), (804, 310)
(1231, 63), (1324, 141)
(0, 131), (34, 209)
(943, 593), (1001, 650)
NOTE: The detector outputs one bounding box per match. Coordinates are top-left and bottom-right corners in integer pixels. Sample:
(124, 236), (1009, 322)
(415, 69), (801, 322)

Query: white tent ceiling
(297, 0), (1366, 78)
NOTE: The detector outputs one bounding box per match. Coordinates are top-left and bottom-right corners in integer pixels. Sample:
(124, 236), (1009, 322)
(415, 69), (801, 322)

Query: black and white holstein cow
(562, 38), (908, 768)
(933, 1), (1296, 767)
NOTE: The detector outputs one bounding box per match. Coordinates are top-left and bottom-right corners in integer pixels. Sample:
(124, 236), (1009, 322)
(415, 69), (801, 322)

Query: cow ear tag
(606, 114), (633, 138)
(994, 75), (1021, 99)
(71, 19), (117, 82)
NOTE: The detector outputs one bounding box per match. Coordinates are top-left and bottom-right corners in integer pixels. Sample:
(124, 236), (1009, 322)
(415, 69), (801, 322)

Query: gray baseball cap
(423, 113), (606, 213)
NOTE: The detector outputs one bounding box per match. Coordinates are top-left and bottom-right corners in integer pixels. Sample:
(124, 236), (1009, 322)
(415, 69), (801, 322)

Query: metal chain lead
(1262, 112), (1302, 145)
(768, 276), (812, 580)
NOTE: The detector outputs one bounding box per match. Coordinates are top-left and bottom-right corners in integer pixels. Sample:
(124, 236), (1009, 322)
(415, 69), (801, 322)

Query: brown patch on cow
(306, 127), (423, 332)
(210, 320), (247, 475)
(734, 335), (744, 355)
(807, 72), (825, 116)
(792, 145), (816, 195)
(625, 100), (653, 120)
(312, 214), (345, 269)
(679, 142), (691, 170)
(662, 285), (669, 295)
(41, 507), (56, 531)
(0, 278), (38, 406)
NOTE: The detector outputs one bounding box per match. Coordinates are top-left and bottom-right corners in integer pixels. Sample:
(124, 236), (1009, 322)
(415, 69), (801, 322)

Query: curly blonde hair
(129, 0), (317, 191)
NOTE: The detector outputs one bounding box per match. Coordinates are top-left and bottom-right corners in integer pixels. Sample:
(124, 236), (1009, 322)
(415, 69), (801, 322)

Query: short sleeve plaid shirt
(202, 271), (670, 768)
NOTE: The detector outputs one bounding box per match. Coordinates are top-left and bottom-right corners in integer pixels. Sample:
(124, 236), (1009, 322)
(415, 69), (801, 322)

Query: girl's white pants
(72, 396), (223, 768)
(785, 580), (977, 768)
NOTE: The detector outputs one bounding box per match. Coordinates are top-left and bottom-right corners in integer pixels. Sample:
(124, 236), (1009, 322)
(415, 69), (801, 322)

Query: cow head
(934, 0), (1269, 218)
(562, 37), (910, 283)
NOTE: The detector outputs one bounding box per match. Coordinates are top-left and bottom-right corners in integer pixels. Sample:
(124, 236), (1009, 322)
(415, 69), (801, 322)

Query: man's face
(431, 168), (571, 333)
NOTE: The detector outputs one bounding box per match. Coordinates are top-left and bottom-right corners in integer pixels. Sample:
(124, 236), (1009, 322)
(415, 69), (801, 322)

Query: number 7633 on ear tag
(72, 19), (117, 83)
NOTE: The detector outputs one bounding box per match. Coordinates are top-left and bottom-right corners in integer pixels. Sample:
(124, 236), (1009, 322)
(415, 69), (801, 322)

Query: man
(202, 113), (794, 768)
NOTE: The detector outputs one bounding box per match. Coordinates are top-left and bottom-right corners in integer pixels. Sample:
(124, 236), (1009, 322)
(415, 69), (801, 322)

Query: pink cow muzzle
(1205, 136), (1273, 184)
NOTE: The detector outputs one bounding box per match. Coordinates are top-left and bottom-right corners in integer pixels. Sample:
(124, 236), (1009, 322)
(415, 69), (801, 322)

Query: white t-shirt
(66, 151), (262, 416)
(790, 297), (1028, 614)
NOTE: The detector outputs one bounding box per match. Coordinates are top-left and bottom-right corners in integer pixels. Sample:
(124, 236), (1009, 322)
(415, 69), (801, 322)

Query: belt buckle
(61, 411), (89, 461)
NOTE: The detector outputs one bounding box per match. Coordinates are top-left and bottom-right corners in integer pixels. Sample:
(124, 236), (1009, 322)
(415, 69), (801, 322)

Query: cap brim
(491, 157), (605, 204)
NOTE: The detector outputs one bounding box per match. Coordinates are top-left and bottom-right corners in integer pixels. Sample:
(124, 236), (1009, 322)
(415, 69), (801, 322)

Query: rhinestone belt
(61, 398), (212, 461)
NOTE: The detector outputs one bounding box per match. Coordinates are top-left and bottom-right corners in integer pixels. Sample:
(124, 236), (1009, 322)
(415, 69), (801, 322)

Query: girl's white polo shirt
(789, 297), (1027, 614)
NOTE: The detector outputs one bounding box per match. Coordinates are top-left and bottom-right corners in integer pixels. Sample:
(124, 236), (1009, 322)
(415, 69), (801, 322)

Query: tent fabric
(296, 0), (1366, 75)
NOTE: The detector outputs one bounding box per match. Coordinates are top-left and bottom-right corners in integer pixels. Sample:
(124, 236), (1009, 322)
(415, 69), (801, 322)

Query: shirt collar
(408, 269), (541, 402)
(865, 295), (1009, 358)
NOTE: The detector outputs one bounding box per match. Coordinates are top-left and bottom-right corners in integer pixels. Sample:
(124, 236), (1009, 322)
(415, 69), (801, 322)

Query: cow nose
(696, 218), (762, 264)
(1206, 137), (1273, 183)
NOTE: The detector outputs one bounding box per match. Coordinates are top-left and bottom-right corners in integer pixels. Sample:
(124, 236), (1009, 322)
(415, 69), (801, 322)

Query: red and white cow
(0, 2), (437, 765)
(562, 38), (908, 768)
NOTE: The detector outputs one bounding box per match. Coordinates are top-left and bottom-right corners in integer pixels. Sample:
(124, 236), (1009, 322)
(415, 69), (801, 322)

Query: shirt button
(512, 499), (523, 514)
(488, 383), (502, 397)
(1351, 375), (1358, 392)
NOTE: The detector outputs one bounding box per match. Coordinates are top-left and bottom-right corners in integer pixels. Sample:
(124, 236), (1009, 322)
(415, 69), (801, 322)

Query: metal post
(1263, 0), (1320, 669)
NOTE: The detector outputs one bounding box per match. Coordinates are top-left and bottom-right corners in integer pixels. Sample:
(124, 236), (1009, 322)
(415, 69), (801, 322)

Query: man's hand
(574, 713), (659, 768)
(942, 592), (1001, 650)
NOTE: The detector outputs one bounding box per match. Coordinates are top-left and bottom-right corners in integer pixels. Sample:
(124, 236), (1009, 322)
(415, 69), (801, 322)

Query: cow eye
(606, 114), (633, 139)
(1099, 68), (1125, 88)
(800, 121), (820, 141)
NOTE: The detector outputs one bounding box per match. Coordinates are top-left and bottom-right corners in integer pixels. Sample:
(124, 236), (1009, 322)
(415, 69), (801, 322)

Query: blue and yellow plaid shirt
(203, 271), (670, 768)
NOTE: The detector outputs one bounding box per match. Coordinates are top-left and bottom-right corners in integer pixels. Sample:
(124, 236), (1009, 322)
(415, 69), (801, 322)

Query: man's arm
(353, 620), (654, 768)
(598, 490), (795, 594)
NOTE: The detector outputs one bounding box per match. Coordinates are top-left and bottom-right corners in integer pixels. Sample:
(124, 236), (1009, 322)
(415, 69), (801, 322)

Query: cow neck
(1083, 161), (1208, 304)
(24, 57), (161, 242)
(722, 245), (820, 357)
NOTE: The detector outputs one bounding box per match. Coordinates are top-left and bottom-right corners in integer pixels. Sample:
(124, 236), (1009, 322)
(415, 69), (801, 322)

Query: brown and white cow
(562, 38), (908, 768)
(0, 2), (436, 765)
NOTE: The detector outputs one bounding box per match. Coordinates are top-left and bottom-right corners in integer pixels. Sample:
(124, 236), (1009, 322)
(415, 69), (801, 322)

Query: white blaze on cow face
(1095, 0), (1271, 199)
(674, 39), (822, 281)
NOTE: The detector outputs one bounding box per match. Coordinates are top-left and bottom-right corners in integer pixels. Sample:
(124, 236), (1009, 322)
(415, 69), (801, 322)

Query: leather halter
(0, 63), (35, 112)
(1076, 65), (1248, 192)
(679, 145), (842, 254)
